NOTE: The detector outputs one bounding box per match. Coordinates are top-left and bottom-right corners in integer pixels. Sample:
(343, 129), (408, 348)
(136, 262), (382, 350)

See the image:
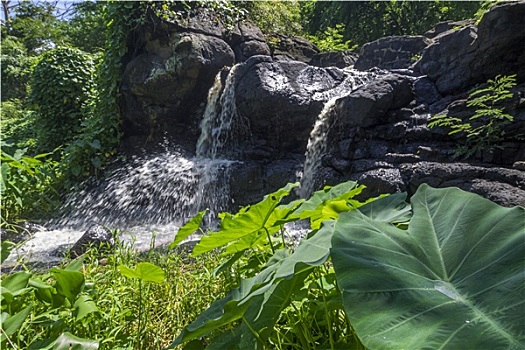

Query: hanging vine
(63, 1), (149, 182)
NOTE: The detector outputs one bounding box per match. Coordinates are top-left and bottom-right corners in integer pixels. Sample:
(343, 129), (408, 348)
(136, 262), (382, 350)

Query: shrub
(0, 144), (62, 226)
(307, 23), (357, 52)
(29, 46), (96, 152)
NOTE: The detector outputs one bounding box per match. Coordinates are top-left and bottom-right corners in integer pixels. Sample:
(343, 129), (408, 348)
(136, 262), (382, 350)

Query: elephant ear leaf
(331, 184), (525, 350)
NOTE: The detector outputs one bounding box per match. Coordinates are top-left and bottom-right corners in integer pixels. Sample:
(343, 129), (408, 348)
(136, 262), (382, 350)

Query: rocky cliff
(119, 1), (525, 207)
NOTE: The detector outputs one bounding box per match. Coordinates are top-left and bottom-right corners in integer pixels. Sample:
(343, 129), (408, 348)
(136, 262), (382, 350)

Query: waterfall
(196, 64), (241, 159)
(300, 69), (382, 198)
(6, 65), (245, 266)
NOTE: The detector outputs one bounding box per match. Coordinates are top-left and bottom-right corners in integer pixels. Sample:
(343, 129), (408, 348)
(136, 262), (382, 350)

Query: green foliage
(428, 74), (517, 158)
(63, 1), (148, 180)
(0, 36), (37, 101)
(0, 257), (99, 349)
(29, 46), (97, 152)
(0, 145), (61, 226)
(307, 23), (357, 52)
(118, 262), (165, 348)
(243, 0), (303, 36)
(302, 1), (482, 47)
(169, 183), (524, 349)
(64, 1), (108, 54)
(332, 184), (525, 349)
(168, 181), (379, 349)
(0, 99), (37, 151)
(152, 0), (248, 30)
(8, 1), (69, 55)
(4, 239), (233, 349)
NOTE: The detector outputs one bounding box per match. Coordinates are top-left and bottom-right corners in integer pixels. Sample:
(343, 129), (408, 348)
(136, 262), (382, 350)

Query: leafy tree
(302, 1), (482, 46)
(64, 1), (107, 53)
(8, 1), (68, 54)
(0, 35), (36, 101)
(242, 0), (303, 36)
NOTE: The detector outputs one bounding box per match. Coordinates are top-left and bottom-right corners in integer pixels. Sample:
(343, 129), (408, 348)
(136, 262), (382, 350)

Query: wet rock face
(120, 31), (235, 143)
(116, 2), (525, 209)
(310, 51), (359, 69)
(234, 57), (381, 157)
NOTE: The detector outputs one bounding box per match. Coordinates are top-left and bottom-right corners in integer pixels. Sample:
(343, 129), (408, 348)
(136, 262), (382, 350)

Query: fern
(428, 74), (517, 158)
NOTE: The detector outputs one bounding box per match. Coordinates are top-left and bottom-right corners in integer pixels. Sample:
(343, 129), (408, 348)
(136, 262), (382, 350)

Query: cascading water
(4, 65), (243, 266)
(300, 69), (383, 198)
(196, 64), (242, 159)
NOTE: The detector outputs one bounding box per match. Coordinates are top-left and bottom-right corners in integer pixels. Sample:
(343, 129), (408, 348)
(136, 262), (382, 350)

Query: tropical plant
(307, 23), (356, 52)
(168, 182), (524, 349)
(302, 1), (482, 47)
(118, 262), (165, 348)
(428, 74), (517, 158)
(63, 1), (148, 180)
(0, 257), (99, 349)
(0, 144), (62, 226)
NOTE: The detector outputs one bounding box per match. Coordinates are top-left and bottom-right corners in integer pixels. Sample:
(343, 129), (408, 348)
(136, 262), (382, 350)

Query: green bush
(0, 36), (37, 101)
(29, 46), (96, 152)
(0, 99), (37, 152)
(307, 23), (357, 52)
(0, 144), (61, 226)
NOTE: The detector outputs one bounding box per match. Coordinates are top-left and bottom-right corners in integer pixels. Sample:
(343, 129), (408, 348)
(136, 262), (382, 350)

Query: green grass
(2, 239), (236, 350)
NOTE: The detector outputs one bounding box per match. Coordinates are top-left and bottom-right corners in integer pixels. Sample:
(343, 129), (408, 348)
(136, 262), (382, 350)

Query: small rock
(69, 224), (114, 258)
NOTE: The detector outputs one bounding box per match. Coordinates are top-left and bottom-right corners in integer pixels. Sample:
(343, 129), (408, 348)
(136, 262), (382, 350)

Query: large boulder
(414, 1), (525, 94)
(310, 51), (359, 69)
(69, 225), (114, 258)
(226, 22), (271, 62)
(266, 34), (319, 63)
(354, 35), (432, 71)
(121, 31), (235, 143)
(234, 56), (381, 156)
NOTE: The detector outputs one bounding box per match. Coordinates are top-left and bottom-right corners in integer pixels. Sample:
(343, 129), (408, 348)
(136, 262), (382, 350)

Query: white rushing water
(300, 69), (382, 198)
(4, 66), (243, 267)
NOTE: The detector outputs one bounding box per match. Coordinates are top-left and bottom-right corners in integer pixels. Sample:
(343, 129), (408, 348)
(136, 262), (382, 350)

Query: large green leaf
(289, 181), (365, 229)
(170, 222), (338, 349)
(169, 209), (207, 250)
(331, 184), (525, 349)
(37, 332), (99, 350)
(0, 306), (31, 342)
(118, 262), (165, 283)
(50, 268), (85, 305)
(192, 183), (299, 256)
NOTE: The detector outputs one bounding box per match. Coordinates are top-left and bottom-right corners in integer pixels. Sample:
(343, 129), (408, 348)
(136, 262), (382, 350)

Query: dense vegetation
(2, 2), (523, 349)
(2, 182), (523, 349)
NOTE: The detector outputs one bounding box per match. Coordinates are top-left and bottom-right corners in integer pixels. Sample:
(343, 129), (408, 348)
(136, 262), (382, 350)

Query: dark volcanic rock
(333, 74), (414, 128)
(121, 32), (235, 142)
(355, 35), (432, 71)
(310, 51), (359, 68)
(69, 225), (114, 258)
(235, 57), (377, 156)
(227, 22), (271, 62)
(414, 1), (525, 94)
(267, 34), (319, 63)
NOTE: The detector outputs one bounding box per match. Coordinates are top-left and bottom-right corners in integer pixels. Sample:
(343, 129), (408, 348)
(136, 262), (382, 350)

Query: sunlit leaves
(118, 262), (165, 284)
